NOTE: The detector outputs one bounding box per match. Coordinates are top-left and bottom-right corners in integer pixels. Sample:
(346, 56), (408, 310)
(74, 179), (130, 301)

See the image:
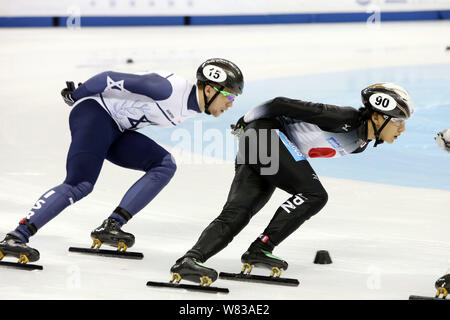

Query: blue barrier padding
(380, 10), (442, 21)
(0, 17), (54, 27)
(191, 14), (309, 24)
(440, 10), (450, 19)
(58, 16), (184, 26)
(0, 10), (449, 27)
(311, 12), (371, 23)
(190, 13), (375, 24)
(191, 10), (450, 25)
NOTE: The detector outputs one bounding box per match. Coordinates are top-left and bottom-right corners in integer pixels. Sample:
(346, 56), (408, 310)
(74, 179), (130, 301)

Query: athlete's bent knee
(152, 154), (177, 180)
(59, 181), (94, 203)
(305, 189), (328, 219)
(162, 154), (177, 178)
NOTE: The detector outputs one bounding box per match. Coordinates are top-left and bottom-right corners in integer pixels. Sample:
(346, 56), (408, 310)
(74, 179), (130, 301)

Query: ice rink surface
(0, 21), (449, 300)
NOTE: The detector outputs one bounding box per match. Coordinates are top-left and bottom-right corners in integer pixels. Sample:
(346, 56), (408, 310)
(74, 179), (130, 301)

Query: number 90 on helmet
(196, 58), (244, 95)
(361, 82), (414, 119)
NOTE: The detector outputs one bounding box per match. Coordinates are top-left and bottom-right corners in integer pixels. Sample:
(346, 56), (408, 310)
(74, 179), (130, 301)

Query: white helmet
(361, 82), (414, 119)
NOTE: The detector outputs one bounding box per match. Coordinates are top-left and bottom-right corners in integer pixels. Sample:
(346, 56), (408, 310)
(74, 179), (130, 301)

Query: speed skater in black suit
(170, 82), (414, 286)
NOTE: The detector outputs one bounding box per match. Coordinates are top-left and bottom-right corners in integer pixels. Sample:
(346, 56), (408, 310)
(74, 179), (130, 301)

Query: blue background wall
(1, 10), (450, 27)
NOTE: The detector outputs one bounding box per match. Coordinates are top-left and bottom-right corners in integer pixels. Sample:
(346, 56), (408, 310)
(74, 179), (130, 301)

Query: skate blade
(241, 263), (282, 278)
(435, 287), (448, 299)
(147, 280), (229, 294)
(200, 276), (213, 287)
(0, 250), (37, 265)
(0, 261), (43, 271)
(92, 238), (129, 252)
(409, 295), (447, 300)
(18, 254), (30, 264)
(170, 272), (182, 284)
(270, 267), (282, 278)
(241, 263), (253, 275)
(220, 271), (299, 286)
(169, 273), (213, 287)
(68, 247), (143, 259)
(117, 242), (128, 252)
(91, 238), (102, 249)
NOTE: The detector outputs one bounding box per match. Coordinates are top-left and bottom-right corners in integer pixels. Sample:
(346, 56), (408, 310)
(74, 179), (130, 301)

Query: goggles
(213, 86), (236, 102)
(383, 115), (406, 126)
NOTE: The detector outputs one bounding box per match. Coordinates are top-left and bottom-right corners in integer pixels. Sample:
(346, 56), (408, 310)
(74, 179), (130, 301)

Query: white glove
(435, 129), (450, 153)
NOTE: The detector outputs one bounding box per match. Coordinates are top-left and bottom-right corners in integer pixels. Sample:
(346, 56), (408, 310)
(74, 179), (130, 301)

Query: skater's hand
(230, 116), (247, 138)
(61, 81), (82, 106)
(435, 129), (450, 153)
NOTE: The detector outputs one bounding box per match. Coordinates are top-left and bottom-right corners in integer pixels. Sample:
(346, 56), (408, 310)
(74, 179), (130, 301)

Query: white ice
(0, 21), (449, 300)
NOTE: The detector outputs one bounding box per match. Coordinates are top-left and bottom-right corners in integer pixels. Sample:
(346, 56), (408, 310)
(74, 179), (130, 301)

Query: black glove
(61, 81), (80, 106)
(230, 116), (248, 138)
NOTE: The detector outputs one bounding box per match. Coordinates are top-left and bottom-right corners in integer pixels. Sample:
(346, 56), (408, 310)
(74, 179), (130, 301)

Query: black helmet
(361, 82), (414, 119)
(196, 58), (244, 94)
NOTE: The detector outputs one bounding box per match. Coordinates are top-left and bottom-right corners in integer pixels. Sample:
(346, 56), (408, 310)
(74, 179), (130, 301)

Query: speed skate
(68, 237), (143, 260)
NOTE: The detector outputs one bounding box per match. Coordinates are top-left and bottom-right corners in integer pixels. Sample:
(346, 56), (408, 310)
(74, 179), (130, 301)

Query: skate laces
(106, 218), (122, 230)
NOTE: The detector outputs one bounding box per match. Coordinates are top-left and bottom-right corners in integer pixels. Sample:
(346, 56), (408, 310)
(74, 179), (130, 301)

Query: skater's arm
(351, 143), (369, 154)
(244, 97), (362, 133)
(72, 71), (173, 101)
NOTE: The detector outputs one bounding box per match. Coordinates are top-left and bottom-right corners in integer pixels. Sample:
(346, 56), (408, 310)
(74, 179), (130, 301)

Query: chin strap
(371, 116), (391, 147)
(202, 85), (223, 115)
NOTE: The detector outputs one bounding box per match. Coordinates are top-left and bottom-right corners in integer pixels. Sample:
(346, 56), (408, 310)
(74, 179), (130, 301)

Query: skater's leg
(170, 120), (279, 283)
(170, 163), (274, 284)
(105, 131), (177, 225)
(257, 162), (327, 247)
(184, 164), (276, 263)
(11, 175), (95, 243)
(247, 126), (328, 251)
(10, 100), (120, 242)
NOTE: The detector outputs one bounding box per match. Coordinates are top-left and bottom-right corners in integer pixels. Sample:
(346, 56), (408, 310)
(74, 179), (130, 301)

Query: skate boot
(170, 257), (218, 286)
(0, 234), (40, 263)
(90, 218), (135, 251)
(435, 273), (450, 299)
(241, 247), (288, 278)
